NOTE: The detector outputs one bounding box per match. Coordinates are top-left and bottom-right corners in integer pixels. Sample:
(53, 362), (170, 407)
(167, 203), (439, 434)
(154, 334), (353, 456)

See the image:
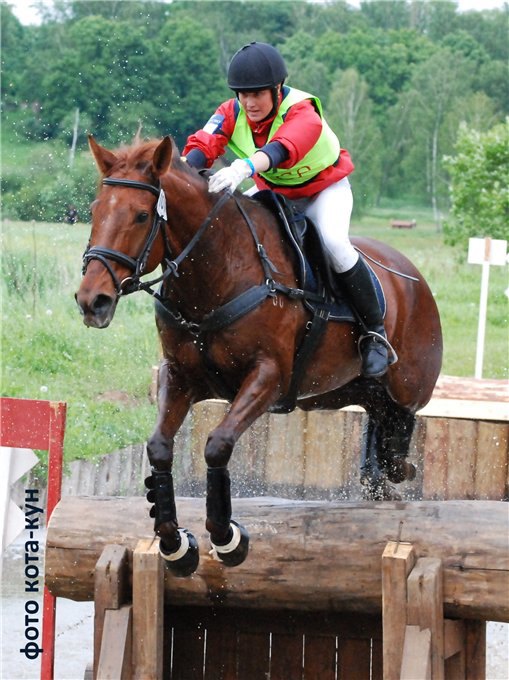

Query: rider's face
(238, 88), (278, 123)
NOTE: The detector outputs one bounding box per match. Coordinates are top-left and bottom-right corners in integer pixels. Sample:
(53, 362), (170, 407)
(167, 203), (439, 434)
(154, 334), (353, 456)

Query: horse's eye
(136, 212), (149, 224)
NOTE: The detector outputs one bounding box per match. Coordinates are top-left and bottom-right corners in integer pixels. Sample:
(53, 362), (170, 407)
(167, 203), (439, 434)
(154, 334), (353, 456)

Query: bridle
(82, 177), (173, 297)
(82, 177), (233, 299)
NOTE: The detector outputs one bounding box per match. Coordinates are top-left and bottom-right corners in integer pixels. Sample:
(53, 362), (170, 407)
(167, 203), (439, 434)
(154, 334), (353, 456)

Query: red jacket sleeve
(183, 100), (237, 168)
(269, 99), (323, 168)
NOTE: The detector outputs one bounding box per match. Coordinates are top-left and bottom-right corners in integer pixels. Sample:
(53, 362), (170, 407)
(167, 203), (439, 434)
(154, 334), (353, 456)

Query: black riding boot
(336, 257), (390, 378)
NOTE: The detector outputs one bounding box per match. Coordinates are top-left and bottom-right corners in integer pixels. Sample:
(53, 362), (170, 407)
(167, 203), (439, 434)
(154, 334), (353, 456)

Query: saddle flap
(251, 190), (386, 322)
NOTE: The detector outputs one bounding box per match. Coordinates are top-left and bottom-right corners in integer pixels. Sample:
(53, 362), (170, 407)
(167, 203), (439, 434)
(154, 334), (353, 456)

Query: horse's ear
(152, 136), (173, 179)
(88, 135), (118, 174)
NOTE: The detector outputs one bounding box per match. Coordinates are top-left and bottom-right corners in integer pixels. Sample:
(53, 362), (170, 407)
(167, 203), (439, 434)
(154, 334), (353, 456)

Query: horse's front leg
(205, 359), (282, 566)
(145, 360), (199, 576)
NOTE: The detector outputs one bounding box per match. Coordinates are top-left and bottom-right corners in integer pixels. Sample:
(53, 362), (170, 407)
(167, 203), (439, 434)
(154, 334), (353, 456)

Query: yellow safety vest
(228, 87), (340, 186)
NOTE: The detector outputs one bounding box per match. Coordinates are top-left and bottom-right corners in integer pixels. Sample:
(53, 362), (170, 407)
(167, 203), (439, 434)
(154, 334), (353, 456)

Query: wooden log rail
(45, 496), (509, 623)
(391, 219), (417, 229)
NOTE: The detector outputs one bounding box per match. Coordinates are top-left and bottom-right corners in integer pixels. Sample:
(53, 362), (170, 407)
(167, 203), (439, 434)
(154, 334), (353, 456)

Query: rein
(82, 176), (323, 330)
(82, 175), (333, 412)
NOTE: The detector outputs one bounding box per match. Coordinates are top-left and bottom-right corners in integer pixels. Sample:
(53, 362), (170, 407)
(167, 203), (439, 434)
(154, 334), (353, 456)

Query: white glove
(208, 158), (253, 194)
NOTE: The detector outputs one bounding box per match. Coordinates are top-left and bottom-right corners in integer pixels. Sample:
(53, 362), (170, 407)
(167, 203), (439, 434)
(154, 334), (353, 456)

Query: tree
(315, 27), (432, 118)
(326, 68), (383, 211)
(149, 16), (228, 149)
(391, 49), (473, 223)
(0, 4), (28, 106)
(443, 119), (509, 245)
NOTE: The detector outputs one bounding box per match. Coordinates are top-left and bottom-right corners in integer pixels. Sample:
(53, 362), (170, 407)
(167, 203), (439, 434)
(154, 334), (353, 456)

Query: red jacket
(183, 96), (354, 199)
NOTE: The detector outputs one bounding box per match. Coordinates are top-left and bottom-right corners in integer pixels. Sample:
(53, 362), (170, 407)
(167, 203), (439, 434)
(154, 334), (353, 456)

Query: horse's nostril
(92, 294), (114, 315)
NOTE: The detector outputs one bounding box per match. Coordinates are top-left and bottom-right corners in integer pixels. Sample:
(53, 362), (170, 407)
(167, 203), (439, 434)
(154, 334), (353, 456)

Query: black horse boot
(336, 257), (392, 378)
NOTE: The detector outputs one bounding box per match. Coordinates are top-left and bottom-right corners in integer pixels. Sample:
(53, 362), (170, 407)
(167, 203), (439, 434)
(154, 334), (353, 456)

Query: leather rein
(81, 176), (323, 336)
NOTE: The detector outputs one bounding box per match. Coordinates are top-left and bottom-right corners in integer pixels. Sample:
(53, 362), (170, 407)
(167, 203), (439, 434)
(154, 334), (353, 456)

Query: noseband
(82, 177), (171, 296)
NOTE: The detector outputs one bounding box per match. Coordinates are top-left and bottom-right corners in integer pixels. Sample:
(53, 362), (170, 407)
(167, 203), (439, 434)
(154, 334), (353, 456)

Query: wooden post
(406, 558), (444, 679)
(382, 541), (416, 679)
(94, 545), (130, 679)
(400, 626), (431, 679)
(132, 538), (163, 680)
(96, 607), (133, 679)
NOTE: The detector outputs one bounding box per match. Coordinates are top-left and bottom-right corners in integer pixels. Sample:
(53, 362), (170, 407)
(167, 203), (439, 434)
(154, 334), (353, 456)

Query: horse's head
(75, 135), (174, 328)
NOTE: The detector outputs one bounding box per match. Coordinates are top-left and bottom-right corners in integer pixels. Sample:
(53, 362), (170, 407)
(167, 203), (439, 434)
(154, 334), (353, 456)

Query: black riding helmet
(227, 42), (288, 91)
(228, 42), (288, 120)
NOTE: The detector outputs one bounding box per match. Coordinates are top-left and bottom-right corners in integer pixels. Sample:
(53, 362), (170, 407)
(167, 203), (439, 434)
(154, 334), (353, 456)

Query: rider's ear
(152, 136), (174, 178)
(88, 135), (118, 175)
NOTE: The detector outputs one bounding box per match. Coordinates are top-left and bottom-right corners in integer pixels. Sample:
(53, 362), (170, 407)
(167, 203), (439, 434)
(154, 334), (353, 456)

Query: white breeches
(302, 178), (358, 273)
(246, 178), (358, 273)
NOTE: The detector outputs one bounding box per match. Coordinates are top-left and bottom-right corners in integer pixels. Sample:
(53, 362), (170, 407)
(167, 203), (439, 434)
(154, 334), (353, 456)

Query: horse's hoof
(160, 528), (199, 577)
(210, 520), (249, 567)
(387, 460), (416, 484)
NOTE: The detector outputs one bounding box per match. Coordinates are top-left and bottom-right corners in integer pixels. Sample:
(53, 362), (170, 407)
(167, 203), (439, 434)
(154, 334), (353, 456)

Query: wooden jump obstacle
(46, 496), (508, 679)
(391, 219), (417, 229)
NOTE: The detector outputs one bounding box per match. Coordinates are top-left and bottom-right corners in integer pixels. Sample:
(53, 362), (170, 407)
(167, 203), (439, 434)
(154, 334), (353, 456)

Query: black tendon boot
(336, 257), (394, 378)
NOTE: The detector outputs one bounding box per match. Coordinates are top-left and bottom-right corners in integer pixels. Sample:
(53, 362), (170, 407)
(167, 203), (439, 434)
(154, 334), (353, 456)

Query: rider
(183, 41), (390, 378)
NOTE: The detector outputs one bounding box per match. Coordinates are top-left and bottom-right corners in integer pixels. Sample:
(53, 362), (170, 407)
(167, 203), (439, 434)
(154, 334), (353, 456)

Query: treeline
(1, 0), (508, 224)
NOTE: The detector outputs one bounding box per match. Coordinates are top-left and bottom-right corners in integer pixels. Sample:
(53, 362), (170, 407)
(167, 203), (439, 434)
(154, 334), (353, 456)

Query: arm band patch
(203, 114), (225, 135)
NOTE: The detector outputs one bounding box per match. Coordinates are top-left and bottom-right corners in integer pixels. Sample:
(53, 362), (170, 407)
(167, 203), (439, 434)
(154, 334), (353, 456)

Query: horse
(76, 135), (442, 576)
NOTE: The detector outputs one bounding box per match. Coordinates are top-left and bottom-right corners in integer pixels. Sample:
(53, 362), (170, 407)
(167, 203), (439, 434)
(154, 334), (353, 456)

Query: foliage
(1, 131), (97, 222)
(443, 119), (509, 245)
(1, 0), (508, 217)
(1, 221), (159, 462)
(326, 68), (383, 211)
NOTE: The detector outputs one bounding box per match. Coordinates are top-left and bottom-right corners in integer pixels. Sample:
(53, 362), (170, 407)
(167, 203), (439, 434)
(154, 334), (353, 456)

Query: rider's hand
(208, 159), (253, 193)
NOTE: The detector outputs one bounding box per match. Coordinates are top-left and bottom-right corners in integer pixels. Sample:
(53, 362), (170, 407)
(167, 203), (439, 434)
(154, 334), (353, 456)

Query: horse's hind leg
(379, 407), (417, 484)
(360, 403), (416, 500)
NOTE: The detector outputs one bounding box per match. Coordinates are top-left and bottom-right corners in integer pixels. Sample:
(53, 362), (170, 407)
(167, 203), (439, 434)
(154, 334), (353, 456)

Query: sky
(7, 0), (508, 26)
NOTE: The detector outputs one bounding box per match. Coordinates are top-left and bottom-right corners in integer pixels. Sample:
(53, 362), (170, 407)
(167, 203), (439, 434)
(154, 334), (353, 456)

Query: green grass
(1, 220), (160, 463)
(351, 206), (508, 380)
(1, 211), (507, 465)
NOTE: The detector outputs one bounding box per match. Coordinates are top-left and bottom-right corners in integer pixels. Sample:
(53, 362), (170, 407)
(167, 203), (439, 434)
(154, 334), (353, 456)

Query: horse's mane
(110, 137), (204, 183)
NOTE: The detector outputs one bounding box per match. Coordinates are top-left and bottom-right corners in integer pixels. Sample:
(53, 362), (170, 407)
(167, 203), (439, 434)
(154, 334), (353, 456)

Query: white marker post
(467, 237), (507, 379)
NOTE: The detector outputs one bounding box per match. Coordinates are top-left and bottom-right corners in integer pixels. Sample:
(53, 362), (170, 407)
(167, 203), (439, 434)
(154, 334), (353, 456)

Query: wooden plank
(464, 620), (486, 680)
(301, 409), (366, 496)
(304, 410), (349, 491)
(303, 634), (336, 680)
(94, 545), (130, 679)
(232, 412), (270, 493)
(265, 409), (307, 488)
(270, 632), (304, 680)
(382, 541), (416, 680)
(400, 625), (431, 680)
(132, 538), (163, 680)
(237, 631), (270, 679)
(475, 421), (508, 499)
(422, 418), (449, 499)
(444, 620), (465, 659)
(96, 605), (132, 680)
(171, 625), (206, 680)
(338, 638), (371, 679)
(445, 419), (478, 498)
(203, 622), (237, 680)
(406, 557), (444, 680)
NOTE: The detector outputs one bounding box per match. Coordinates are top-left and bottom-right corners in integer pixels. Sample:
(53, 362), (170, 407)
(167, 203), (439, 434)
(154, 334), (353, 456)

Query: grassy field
(1, 211), (507, 464)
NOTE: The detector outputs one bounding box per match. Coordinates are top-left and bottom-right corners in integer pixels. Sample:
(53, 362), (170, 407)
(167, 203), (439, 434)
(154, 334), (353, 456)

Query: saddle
(252, 190), (386, 322)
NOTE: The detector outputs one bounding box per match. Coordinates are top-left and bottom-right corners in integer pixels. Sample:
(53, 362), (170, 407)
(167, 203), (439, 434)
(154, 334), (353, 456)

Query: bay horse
(76, 135), (442, 576)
